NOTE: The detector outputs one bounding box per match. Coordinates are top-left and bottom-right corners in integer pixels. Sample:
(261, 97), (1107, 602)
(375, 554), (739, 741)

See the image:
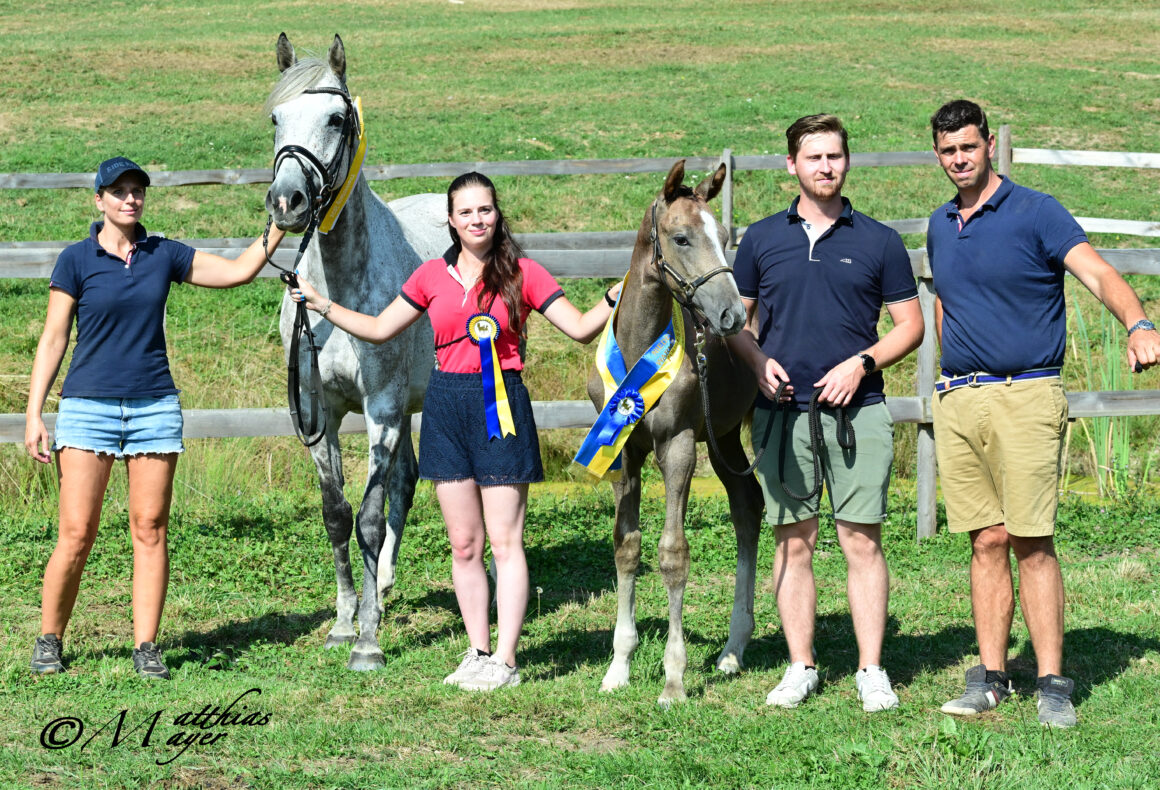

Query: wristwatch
(857, 353), (875, 374)
(1127, 319), (1155, 335)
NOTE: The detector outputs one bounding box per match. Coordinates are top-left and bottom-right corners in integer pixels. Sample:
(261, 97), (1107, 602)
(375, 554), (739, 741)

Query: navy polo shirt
(50, 222), (195, 398)
(733, 197), (918, 410)
(927, 177), (1087, 375)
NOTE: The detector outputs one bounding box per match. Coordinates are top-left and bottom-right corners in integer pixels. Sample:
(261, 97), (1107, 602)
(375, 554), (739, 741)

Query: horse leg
(310, 431), (358, 650)
(600, 443), (646, 693)
(655, 429), (697, 706)
(707, 424), (764, 674)
(346, 414), (411, 671)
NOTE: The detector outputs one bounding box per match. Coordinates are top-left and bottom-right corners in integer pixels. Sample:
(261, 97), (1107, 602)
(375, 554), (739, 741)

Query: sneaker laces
(860, 666), (892, 696)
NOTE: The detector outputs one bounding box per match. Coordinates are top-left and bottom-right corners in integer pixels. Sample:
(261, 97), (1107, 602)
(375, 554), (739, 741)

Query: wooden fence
(3, 125), (1159, 538)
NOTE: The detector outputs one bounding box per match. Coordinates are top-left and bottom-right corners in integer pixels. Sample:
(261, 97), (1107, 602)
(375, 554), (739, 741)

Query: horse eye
(270, 114), (278, 126)
(327, 113), (344, 128)
(674, 235), (690, 246)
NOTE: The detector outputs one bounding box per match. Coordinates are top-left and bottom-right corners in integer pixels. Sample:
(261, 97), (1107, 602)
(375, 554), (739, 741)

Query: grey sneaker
(1036, 675), (1077, 728)
(458, 656), (520, 691)
(31, 634), (64, 675)
(132, 642), (170, 680)
(940, 664), (1011, 716)
(855, 665), (899, 712)
(443, 647), (489, 686)
(765, 661), (819, 708)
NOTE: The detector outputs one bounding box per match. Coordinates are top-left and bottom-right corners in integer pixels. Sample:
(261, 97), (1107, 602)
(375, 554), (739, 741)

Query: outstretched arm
(292, 276), (423, 344)
(1065, 242), (1159, 371)
(185, 225), (287, 288)
(540, 281), (622, 344)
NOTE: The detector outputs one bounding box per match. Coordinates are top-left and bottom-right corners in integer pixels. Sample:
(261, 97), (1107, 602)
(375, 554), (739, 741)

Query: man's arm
(1064, 242), (1159, 371)
(724, 297), (792, 401)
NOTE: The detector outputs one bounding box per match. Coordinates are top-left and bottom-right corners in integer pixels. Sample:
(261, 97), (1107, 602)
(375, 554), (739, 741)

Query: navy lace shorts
(418, 369), (544, 486)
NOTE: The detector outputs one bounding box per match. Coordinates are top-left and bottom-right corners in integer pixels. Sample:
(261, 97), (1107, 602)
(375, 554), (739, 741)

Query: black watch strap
(858, 353), (875, 374)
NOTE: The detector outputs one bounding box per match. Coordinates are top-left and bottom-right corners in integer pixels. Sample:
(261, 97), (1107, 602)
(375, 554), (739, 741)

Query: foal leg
(656, 430), (696, 706)
(309, 429), (358, 650)
(708, 426), (764, 674)
(601, 444), (646, 693)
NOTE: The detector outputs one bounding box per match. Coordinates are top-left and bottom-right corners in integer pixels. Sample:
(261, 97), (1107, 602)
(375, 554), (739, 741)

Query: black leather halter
(263, 85), (360, 447)
(650, 200), (734, 310)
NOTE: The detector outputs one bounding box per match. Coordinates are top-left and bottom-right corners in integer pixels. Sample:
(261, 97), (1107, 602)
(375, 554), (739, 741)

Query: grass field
(2, 1), (1159, 787)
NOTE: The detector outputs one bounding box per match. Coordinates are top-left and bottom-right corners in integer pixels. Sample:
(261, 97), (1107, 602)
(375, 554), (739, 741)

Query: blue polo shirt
(50, 222), (195, 398)
(927, 177), (1087, 375)
(733, 197), (918, 410)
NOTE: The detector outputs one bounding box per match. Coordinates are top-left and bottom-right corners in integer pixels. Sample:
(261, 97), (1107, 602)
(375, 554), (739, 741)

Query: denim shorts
(418, 369), (543, 486)
(53, 394), (184, 458)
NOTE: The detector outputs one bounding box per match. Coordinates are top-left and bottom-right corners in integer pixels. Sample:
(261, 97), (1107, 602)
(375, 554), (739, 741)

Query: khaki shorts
(933, 376), (1068, 537)
(753, 401), (894, 526)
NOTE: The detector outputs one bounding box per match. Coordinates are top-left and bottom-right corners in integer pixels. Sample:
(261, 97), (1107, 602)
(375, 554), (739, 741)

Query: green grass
(2, 484), (1159, 788)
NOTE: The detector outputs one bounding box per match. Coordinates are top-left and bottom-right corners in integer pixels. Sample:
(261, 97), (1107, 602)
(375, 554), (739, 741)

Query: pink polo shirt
(401, 250), (564, 373)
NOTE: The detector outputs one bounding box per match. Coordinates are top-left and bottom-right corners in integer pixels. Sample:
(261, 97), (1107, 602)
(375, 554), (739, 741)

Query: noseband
(649, 200), (733, 310)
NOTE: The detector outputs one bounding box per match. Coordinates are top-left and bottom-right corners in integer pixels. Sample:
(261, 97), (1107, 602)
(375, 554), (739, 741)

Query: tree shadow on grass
(1010, 625), (1160, 704)
(161, 609), (332, 671)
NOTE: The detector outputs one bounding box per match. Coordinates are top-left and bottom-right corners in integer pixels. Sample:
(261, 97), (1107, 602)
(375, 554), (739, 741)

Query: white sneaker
(765, 662), (819, 708)
(855, 665), (900, 712)
(443, 648), (489, 686)
(458, 655), (521, 691)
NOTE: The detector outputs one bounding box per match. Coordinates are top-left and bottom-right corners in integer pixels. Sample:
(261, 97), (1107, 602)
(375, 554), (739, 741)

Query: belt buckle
(967, 372), (982, 388)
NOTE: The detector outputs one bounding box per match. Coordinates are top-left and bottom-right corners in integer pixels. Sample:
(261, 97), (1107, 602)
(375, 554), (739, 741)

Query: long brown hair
(447, 172), (526, 335)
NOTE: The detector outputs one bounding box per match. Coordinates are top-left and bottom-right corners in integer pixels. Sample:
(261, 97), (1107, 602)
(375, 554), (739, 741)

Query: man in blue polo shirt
(728, 114), (924, 712)
(928, 100), (1159, 728)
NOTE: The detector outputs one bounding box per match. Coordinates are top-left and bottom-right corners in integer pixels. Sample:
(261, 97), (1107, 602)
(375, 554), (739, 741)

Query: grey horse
(589, 160), (763, 705)
(265, 34), (445, 670)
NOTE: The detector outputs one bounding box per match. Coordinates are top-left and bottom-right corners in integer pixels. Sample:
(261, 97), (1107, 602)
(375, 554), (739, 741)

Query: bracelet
(319, 300), (333, 318)
(604, 289), (616, 308)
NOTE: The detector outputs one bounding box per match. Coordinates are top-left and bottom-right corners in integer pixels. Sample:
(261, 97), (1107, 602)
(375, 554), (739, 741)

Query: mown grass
(2, 482), (1158, 789)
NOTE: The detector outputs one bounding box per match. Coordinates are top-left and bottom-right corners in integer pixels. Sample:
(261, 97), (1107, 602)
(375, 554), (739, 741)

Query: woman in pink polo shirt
(292, 172), (617, 691)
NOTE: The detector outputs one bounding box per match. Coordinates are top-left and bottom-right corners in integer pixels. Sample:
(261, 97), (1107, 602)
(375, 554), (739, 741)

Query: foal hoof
(716, 652), (744, 675)
(324, 633), (357, 649)
(347, 649), (385, 672)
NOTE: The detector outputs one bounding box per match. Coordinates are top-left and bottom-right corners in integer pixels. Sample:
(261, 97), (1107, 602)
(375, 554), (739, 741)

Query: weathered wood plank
(1013, 148), (1160, 169)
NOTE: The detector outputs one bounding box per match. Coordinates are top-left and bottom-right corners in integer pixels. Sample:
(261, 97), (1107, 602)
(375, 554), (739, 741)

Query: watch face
(861, 354), (874, 373)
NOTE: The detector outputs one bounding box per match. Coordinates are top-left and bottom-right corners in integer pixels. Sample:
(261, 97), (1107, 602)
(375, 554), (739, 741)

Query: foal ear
(276, 32), (296, 73)
(328, 34), (347, 84)
(694, 163), (727, 202)
(662, 159), (687, 203)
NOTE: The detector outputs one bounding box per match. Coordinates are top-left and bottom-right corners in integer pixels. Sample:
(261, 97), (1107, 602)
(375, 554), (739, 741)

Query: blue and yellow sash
(468, 313), (516, 439)
(574, 281), (684, 480)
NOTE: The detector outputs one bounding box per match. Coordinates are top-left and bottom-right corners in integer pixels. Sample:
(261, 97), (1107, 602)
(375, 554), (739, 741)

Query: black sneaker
(1036, 674), (1077, 728)
(132, 642), (170, 680)
(31, 634), (64, 675)
(940, 664), (1011, 715)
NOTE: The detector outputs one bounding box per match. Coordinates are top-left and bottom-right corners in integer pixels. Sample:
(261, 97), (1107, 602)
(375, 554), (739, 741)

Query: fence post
(916, 252), (938, 540)
(998, 124), (1012, 177)
(720, 147), (735, 246)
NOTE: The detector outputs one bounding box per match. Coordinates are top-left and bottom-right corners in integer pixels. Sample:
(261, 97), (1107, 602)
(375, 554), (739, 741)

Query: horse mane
(264, 57), (338, 114)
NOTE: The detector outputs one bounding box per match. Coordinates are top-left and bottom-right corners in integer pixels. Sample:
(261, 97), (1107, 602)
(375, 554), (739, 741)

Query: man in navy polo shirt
(728, 114), (924, 712)
(928, 100), (1159, 727)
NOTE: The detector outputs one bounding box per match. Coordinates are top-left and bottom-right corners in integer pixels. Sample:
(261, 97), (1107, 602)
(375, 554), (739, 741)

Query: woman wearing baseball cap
(24, 156), (286, 679)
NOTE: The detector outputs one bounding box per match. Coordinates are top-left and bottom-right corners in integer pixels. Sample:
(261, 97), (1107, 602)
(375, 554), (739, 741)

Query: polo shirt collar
(441, 244), (459, 268)
(945, 175), (1013, 219)
(787, 196), (854, 226)
(88, 221), (148, 252)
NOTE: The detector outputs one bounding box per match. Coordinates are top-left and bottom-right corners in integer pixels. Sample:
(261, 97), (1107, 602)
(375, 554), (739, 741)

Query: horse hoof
(324, 633), (357, 649)
(716, 653), (744, 675)
(347, 650), (385, 672)
(600, 665), (630, 692)
(657, 691), (687, 708)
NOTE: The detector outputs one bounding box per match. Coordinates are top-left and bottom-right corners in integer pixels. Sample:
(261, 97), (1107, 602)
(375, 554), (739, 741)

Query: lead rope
(263, 216), (327, 447)
(778, 388), (855, 502)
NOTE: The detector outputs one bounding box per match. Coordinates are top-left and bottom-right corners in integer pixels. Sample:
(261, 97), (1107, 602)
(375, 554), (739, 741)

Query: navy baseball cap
(95, 156), (151, 192)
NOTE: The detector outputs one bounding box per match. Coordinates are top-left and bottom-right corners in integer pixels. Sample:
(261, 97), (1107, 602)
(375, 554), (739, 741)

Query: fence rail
(4, 127), (1158, 539)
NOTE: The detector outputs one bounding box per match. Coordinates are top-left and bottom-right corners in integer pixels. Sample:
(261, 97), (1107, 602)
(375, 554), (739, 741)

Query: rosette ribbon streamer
(468, 313), (516, 439)
(574, 278), (685, 480)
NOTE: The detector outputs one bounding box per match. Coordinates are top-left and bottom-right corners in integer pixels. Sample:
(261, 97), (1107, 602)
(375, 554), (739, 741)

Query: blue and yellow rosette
(573, 278), (684, 480)
(468, 312), (516, 439)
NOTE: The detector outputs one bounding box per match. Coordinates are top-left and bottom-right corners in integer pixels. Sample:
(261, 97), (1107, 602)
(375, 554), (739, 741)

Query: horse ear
(329, 35), (347, 84)
(694, 163), (727, 202)
(662, 159), (686, 203)
(276, 32), (296, 73)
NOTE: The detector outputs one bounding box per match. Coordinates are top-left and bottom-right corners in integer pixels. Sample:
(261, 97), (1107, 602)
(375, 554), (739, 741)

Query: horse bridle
(649, 200), (734, 310)
(262, 85), (360, 448)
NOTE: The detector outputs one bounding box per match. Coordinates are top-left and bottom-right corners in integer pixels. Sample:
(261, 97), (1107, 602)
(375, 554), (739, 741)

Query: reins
(777, 388), (855, 501)
(262, 85), (360, 448)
